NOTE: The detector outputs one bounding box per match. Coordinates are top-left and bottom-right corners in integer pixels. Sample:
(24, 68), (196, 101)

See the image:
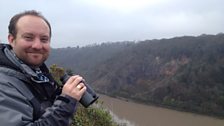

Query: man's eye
(41, 38), (49, 43)
(24, 36), (33, 41)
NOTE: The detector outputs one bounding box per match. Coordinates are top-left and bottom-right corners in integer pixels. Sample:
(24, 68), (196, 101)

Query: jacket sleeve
(0, 82), (77, 126)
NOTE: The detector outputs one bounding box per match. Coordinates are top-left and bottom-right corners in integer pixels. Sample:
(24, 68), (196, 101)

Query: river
(99, 94), (224, 126)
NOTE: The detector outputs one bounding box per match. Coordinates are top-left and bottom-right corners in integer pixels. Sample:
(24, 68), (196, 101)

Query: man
(0, 10), (86, 126)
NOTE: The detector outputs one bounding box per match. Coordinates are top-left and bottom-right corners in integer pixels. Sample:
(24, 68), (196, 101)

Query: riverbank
(104, 94), (224, 119)
(99, 94), (224, 126)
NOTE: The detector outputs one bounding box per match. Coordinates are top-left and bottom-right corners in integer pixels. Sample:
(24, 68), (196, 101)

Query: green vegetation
(49, 64), (119, 126)
(47, 33), (224, 118)
(72, 104), (117, 126)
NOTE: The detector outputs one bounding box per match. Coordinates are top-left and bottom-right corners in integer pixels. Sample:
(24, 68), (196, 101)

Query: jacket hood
(0, 44), (20, 71)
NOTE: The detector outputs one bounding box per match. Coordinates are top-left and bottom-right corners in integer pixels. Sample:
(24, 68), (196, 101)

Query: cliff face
(47, 34), (224, 117)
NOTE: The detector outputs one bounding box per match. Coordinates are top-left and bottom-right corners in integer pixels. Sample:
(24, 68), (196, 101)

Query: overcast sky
(0, 0), (223, 48)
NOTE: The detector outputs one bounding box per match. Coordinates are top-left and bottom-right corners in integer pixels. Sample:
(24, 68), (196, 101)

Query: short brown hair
(8, 10), (52, 38)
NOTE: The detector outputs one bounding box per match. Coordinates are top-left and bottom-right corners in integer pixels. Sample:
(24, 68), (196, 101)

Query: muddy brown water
(99, 94), (224, 126)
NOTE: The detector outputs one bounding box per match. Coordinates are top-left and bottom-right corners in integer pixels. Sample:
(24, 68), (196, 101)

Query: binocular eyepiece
(60, 73), (99, 108)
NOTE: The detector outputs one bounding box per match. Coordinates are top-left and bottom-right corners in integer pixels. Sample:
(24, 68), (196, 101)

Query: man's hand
(61, 75), (87, 101)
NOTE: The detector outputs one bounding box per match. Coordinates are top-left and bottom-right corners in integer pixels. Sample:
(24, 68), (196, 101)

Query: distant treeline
(47, 33), (224, 118)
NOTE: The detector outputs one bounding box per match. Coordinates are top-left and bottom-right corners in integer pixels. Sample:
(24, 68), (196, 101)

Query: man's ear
(8, 34), (15, 47)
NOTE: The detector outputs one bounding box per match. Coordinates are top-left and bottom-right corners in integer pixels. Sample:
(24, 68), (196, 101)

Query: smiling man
(8, 13), (51, 68)
(0, 10), (86, 126)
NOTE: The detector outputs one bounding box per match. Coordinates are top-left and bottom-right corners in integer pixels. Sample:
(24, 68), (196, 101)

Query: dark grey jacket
(0, 44), (77, 126)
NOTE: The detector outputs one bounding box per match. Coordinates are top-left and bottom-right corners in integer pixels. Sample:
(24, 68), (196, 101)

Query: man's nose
(32, 39), (42, 49)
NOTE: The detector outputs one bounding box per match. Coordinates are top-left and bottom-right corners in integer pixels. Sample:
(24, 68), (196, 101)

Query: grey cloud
(0, 0), (223, 48)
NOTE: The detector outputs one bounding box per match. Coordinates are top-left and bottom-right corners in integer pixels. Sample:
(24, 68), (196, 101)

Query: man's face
(8, 15), (51, 68)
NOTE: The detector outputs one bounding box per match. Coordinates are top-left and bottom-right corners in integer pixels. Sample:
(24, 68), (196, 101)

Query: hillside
(46, 33), (224, 117)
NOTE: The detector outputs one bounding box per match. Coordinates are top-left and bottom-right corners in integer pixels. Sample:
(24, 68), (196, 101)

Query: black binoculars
(60, 73), (99, 108)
